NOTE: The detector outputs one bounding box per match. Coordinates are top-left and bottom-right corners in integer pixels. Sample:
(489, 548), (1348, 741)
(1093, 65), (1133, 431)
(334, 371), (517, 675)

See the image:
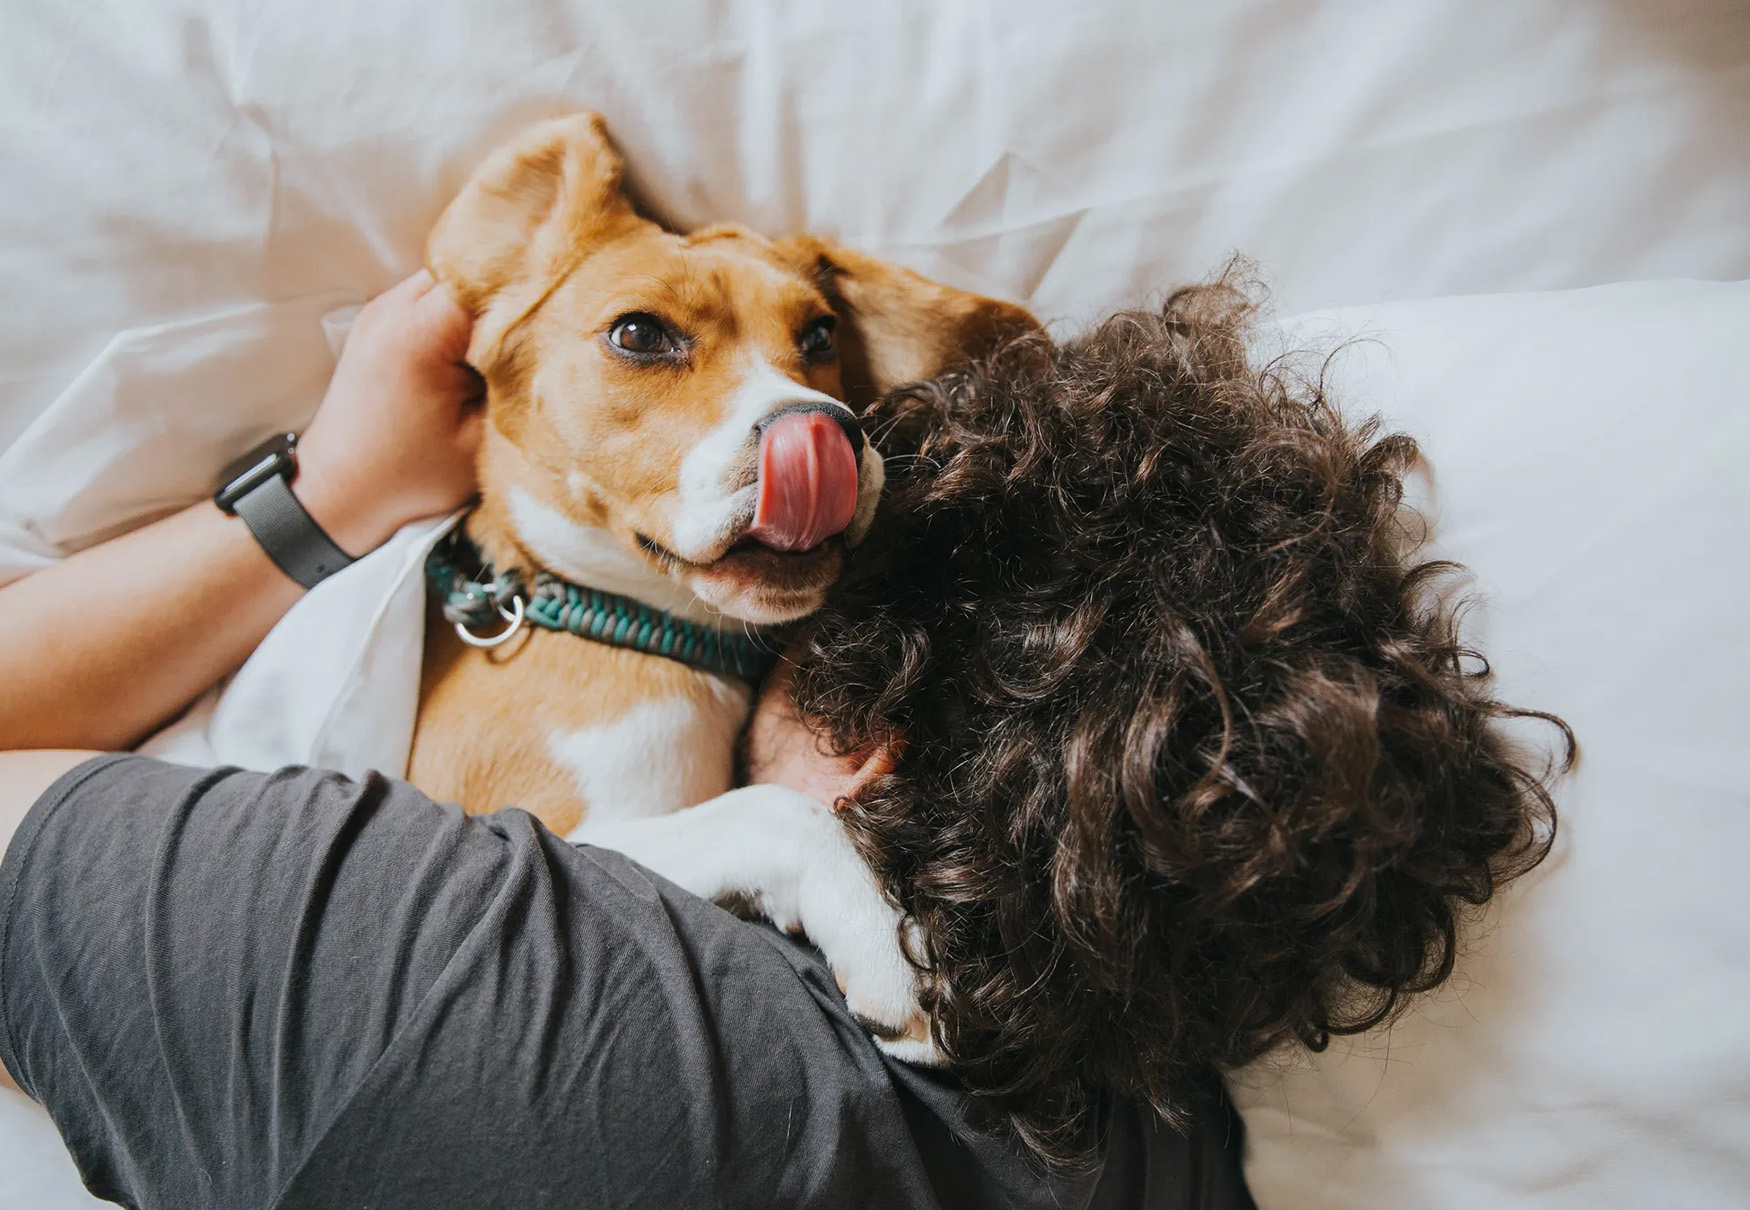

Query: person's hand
(744, 655), (893, 806)
(294, 270), (484, 555)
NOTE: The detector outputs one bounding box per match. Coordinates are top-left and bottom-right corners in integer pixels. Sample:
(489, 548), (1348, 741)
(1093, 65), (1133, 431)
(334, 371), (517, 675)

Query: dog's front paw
(831, 955), (940, 1067)
(794, 849), (943, 1066)
(569, 784), (944, 1063)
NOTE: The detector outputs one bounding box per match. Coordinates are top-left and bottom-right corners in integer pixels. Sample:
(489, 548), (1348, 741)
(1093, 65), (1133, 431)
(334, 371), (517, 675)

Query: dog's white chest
(549, 682), (751, 832)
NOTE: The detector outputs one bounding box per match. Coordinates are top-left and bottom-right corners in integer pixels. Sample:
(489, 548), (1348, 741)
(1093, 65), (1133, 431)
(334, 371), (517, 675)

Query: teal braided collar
(425, 526), (786, 683)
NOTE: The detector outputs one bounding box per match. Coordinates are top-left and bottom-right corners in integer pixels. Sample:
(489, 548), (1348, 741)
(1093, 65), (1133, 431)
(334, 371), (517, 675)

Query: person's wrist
(291, 460), (399, 558)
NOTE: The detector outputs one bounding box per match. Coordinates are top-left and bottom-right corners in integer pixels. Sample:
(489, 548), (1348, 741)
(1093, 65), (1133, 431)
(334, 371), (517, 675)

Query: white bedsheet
(1239, 280), (1750, 1210)
(2, 1), (1747, 1206)
(4, 0), (1748, 453)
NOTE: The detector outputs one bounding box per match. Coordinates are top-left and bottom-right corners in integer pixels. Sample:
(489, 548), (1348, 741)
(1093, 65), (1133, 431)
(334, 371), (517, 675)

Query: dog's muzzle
(746, 402), (866, 552)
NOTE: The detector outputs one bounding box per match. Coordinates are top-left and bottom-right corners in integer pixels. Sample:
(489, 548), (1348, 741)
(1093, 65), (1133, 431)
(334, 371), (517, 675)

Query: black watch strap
(233, 473), (356, 589)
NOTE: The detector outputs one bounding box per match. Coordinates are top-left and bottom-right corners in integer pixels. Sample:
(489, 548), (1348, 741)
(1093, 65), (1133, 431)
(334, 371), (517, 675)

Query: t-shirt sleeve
(0, 755), (547, 1207)
(0, 755), (959, 1210)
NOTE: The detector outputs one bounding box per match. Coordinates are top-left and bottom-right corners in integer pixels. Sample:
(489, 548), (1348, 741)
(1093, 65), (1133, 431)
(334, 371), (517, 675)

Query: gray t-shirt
(0, 755), (1254, 1209)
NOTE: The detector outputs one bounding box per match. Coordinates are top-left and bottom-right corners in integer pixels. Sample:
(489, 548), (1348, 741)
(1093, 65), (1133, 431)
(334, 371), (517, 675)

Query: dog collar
(425, 526), (786, 683)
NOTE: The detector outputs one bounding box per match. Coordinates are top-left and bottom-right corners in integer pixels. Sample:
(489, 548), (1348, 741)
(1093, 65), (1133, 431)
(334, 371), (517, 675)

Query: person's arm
(0, 269), (480, 1097)
(0, 270), (481, 753)
(0, 749), (88, 1093)
(0, 750), (91, 1092)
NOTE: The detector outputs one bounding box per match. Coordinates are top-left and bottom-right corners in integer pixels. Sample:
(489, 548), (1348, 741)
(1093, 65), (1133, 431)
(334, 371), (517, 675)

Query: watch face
(215, 432), (298, 513)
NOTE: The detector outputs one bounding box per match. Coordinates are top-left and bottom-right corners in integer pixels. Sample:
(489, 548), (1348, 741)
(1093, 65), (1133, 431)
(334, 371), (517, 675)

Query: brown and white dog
(409, 114), (1031, 1052)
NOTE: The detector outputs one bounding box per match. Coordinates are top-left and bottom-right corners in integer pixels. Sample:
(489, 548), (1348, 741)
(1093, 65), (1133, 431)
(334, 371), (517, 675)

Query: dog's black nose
(757, 401), (865, 459)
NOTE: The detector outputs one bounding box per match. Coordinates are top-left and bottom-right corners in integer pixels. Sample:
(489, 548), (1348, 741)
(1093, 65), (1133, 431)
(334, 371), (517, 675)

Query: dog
(409, 114), (1032, 1051)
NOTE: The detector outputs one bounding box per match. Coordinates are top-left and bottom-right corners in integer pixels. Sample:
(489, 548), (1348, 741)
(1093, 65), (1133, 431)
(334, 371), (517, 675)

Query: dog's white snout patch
(671, 357), (867, 560)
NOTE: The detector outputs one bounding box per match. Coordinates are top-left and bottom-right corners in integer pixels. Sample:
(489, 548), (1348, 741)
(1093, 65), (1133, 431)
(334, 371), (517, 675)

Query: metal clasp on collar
(436, 556), (529, 650)
(454, 594), (526, 649)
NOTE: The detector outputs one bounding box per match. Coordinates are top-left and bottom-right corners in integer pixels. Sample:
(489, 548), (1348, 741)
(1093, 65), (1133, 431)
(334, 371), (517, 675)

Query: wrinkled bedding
(3, 2), (1748, 1206)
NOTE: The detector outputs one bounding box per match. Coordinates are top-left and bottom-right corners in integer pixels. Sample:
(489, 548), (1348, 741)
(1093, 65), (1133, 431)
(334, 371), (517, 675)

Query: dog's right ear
(776, 236), (1039, 409)
(427, 113), (636, 368)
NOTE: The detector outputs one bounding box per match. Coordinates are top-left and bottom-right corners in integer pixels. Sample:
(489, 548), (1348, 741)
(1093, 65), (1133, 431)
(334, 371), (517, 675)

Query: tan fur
(410, 113), (1036, 831)
(412, 609), (744, 836)
(775, 236), (1037, 409)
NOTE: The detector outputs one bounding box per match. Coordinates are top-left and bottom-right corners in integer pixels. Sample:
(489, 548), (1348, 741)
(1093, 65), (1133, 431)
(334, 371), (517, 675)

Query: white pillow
(1234, 279), (1750, 1210)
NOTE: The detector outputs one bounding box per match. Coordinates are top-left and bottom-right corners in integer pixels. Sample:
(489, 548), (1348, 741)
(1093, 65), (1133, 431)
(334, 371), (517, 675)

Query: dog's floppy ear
(428, 113), (637, 367)
(779, 236), (1038, 408)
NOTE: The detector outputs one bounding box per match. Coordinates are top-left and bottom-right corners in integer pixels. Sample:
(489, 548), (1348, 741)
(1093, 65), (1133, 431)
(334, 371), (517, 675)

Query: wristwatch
(213, 432), (356, 589)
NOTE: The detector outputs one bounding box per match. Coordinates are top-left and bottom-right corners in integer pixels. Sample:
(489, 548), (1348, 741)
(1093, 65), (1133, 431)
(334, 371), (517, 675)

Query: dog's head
(428, 113), (1034, 625)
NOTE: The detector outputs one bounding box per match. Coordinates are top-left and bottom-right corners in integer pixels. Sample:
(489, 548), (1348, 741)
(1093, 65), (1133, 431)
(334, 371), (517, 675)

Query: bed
(3, 2), (1747, 1205)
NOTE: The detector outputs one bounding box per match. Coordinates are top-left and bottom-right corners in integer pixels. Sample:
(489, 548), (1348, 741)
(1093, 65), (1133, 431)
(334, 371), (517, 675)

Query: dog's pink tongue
(747, 412), (860, 552)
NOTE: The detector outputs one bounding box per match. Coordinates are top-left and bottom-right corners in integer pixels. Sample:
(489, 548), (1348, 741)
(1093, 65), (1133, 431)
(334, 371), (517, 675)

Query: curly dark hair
(789, 276), (1573, 1166)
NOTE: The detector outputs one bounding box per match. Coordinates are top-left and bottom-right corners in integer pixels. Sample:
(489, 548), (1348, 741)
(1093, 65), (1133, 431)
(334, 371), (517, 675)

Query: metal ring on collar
(453, 595), (526, 649)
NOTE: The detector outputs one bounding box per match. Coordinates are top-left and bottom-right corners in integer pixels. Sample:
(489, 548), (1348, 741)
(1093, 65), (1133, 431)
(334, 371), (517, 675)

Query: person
(0, 271), (1257, 1208)
(770, 279), (1570, 1164)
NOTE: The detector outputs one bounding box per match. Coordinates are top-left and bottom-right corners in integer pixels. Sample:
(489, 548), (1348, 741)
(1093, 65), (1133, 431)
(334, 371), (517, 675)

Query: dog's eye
(608, 314), (675, 357)
(799, 316), (837, 363)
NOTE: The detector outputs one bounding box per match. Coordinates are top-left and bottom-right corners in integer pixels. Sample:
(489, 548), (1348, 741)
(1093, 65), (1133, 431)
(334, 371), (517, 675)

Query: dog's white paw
(794, 841), (944, 1066)
(569, 784), (944, 1063)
